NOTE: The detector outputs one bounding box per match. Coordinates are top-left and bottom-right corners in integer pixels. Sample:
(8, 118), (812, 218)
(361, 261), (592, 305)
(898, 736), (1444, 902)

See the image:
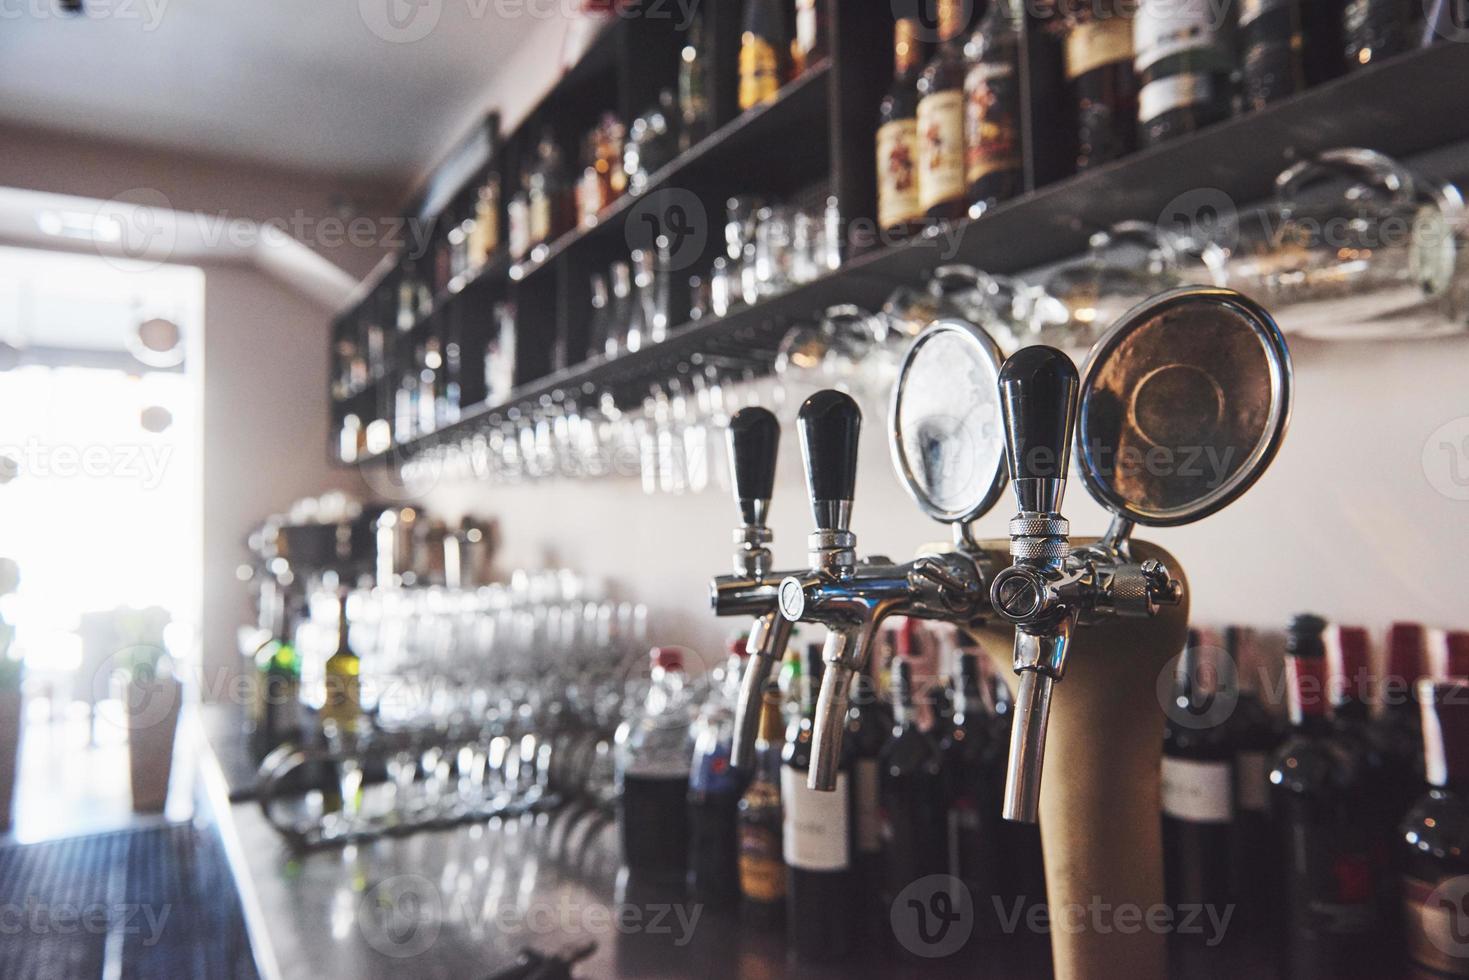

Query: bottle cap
(1327, 625), (1372, 708)
(1419, 678), (1469, 787)
(650, 646), (684, 671)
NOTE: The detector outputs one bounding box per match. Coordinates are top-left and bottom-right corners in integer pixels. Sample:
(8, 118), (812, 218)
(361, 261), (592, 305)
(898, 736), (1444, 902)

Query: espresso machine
(710, 285), (1293, 978)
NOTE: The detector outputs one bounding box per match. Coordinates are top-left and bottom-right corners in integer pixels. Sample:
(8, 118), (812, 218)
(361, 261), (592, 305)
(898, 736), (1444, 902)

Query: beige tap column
(969, 538), (1189, 980)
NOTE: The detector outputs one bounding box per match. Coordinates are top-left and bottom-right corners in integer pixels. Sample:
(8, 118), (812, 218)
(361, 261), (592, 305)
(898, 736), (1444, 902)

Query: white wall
(409, 330), (1469, 660)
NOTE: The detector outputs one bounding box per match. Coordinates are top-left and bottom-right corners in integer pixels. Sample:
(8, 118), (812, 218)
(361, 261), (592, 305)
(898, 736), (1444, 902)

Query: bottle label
(1133, 0), (1220, 72)
(1234, 750), (1270, 814)
(781, 768), (851, 871)
(796, 0), (818, 57)
(965, 60), (1022, 184)
(1160, 756), (1233, 823)
(1403, 876), (1469, 975)
(739, 824), (787, 903)
(690, 743), (740, 795)
(1138, 72), (1214, 123)
(739, 37), (781, 110)
(917, 90), (966, 211)
(1065, 17), (1134, 80)
(876, 119), (922, 230)
(854, 757), (882, 854)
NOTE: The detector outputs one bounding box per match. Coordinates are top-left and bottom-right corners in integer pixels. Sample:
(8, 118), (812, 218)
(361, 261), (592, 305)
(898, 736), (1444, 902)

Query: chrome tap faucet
(708, 407), (801, 770)
(987, 346), (1184, 823)
(777, 389), (993, 792)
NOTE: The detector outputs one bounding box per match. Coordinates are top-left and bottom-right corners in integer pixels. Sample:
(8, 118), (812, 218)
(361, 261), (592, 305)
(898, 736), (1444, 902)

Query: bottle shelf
(340, 35), (1469, 467)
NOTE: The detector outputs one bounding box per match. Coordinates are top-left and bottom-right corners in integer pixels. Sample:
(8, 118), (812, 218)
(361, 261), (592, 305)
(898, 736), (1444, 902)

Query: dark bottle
(1383, 623), (1429, 777)
(738, 682), (787, 927)
(688, 639), (749, 905)
(1400, 678), (1469, 979)
(879, 658), (949, 943)
(739, 0), (789, 111)
(678, 10), (712, 150)
(253, 587), (302, 756)
(1271, 613), (1385, 980)
(791, 0), (827, 77)
(1161, 629), (1236, 923)
(1344, 0), (1413, 70)
(876, 18), (926, 240)
(1132, 0), (1235, 146)
(940, 634), (1003, 938)
(783, 641), (855, 960)
(989, 667), (1048, 949)
(916, 0), (971, 221)
(615, 647), (694, 885)
(1220, 625), (1285, 936)
(847, 637), (892, 937)
(1238, 0), (1307, 110)
(527, 128), (573, 247)
(1059, 0), (1139, 170)
(964, 0), (1025, 211)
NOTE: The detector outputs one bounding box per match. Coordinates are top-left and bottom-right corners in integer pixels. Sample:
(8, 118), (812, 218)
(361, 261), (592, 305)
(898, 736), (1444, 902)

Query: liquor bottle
(626, 250), (652, 354)
(1400, 679), (1469, 979)
(253, 592), (302, 753)
(1344, 0), (1412, 69)
(466, 175), (500, 271)
(917, 0), (970, 221)
(615, 647), (695, 884)
(688, 638), (749, 905)
(1384, 623), (1429, 770)
(1060, 0), (1139, 170)
(847, 636), (892, 938)
(1219, 625), (1285, 936)
(791, 0), (826, 78)
(527, 128), (572, 246)
(877, 18), (925, 240)
(1271, 613), (1385, 980)
(777, 642), (803, 728)
(418, 337), (440, 436)
(1161, 629), (1236, 921)
(575, 133), (608, 232)
(879, 658), (949, 941)
(964, 0), (1026, 211)
(678, 11), (712, 149)
(738, 681), (787, 927)
(507, 177), (531, 261)
(321, 592), (361, 740)
(940, 634), (1003, 939)
(586, 273), (612, 363)
(783, 641), (854, 961)
(1238, 0), (1305, 110)
(739, 0), (789, 111)
(1132, 0), (1235, 146)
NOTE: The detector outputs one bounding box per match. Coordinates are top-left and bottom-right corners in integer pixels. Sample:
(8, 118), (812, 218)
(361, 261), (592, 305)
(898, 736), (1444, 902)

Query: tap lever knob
(797, 390), (861, 527)
(997, 346), (1079, 493)
(728, 407), (780, 524)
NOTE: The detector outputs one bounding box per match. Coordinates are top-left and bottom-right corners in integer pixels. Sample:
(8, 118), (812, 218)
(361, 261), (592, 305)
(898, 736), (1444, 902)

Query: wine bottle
(738, 681), (787, 927)
(321, 593), (361, 740)
(739, 0), (789, 111)
(253, 591), (301, 754)
(1132, 0), (1234, 146)
(879, 657), (949, 951)
(1400, 679), (1469, 978)
(615, 647), (695, 885)
(1238, 0), (1306, 110)
(964, 0), (1025, 211)
(1271, 614), (1385, 980)
(678, 11), (711, 150)
(1161, 629), (1236, 925)
(791, 0), (826, 77)
(877, 18), (926, 240)
(846, 635), (891, 938)
(917, 0), (971, 221)
(783, 640), (854, 961)
(1060, 0), (1139, 170)
(527, 127), (572, 246)
(1344, 0), (1413, 70)
(940, 634), (1003, 943)
(1220, 625), (1285, 938)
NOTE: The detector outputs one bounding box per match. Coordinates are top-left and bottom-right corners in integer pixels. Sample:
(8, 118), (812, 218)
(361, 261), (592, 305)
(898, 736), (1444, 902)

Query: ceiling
(0, 0), (573, 187)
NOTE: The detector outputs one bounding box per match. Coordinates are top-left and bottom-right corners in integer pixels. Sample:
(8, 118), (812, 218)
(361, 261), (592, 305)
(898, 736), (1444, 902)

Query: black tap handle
(727, 407), (780, 522)
(997, 346), (1079, 483)
(797, 390), (861, 506)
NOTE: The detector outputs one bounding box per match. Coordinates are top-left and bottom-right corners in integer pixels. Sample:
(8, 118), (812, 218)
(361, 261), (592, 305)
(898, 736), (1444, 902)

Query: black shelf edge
(345, 42), (1469, 467)
(507, 60), (835, 285)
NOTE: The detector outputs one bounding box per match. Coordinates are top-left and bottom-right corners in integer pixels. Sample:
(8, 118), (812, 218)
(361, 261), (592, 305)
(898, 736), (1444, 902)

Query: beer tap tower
(710, 287), (1293, 979)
